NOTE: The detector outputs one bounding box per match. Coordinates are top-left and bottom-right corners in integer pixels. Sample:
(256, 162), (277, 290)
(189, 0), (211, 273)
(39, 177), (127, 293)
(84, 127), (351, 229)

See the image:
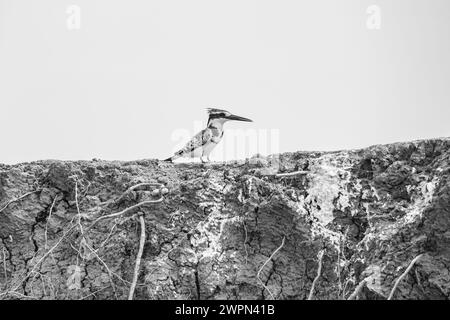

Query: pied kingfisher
(164, 108), (253, 163)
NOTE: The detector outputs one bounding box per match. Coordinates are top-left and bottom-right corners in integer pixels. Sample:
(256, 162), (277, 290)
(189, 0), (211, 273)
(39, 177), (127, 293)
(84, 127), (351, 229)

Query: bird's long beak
(226, 114), (253, 122)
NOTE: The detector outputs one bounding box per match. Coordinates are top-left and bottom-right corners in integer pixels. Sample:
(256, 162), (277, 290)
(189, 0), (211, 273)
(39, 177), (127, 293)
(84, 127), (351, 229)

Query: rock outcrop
(0, 138), (449, 300)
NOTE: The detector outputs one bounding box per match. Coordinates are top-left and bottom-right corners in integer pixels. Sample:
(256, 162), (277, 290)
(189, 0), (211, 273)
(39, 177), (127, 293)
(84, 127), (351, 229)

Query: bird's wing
(175, 128), (213, 156)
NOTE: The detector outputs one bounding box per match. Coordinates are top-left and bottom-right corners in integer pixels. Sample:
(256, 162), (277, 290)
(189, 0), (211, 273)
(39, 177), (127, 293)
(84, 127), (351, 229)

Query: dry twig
(347, 278), (367, 300)
(2, 291), (38, 300)
(87, 198), (163, 232)
(275, 171), (309, 178)
(73, 179), (85, 235)
(82, 241), (118, 299)
(80, 286), (109, 300)
(257, 236), (286, 300)
(44, 195), (59, 249)
(387, 253), (424, 300)
(308, 249), (325, 300)
(128, 215), (146, 300)
(0, 190), (41, 214)
(336, 235), (343, 297)
(1, 223), (77, 296)
(243, 221), (249, 265)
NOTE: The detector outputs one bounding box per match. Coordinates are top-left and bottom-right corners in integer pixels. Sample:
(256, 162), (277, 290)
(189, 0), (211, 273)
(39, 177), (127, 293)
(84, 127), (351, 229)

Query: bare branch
(79, 286), (109, 300)
(87, 198), (163, 232)
(44, 195), (59, 249)
(128, 215), (146, 300)
(347, 278), (367, 300)
(1, 291), (38, 300)
(243, 221), (249, 265)
(275, 170), (309, 178)
(0, 190), (41, 214)
(73, 180), (85, 235)
(308, 249), (325, 300)
(387, 253), (424, 300)
(257, 236), (286, 300)
(82, 241), (118, 299)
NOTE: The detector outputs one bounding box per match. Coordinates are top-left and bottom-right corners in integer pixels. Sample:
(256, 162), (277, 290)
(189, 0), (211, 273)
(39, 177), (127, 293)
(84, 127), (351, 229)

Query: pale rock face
(0, 138), (449, 300)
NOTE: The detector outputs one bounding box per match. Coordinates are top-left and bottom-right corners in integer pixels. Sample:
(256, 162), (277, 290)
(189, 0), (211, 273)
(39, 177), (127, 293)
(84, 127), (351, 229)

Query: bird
(164, 108), (253, 163)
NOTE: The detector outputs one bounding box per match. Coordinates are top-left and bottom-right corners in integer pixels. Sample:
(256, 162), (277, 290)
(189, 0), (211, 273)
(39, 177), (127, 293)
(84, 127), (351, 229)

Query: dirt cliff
(0, 138), (449, 300)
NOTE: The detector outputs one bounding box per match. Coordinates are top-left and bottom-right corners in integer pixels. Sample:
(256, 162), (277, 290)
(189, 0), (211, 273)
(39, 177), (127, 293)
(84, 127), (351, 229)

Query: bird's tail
(163, 150), (183, 162)
(163, 153), (182, 162)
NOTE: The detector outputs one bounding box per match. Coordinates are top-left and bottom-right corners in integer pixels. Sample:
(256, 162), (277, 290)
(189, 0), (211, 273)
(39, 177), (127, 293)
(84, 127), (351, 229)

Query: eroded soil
(0, 138), (449, 300)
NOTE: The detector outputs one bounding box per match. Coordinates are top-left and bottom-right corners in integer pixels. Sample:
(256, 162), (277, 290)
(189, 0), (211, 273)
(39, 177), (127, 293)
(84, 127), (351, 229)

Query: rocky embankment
(0, 138), (449, 300)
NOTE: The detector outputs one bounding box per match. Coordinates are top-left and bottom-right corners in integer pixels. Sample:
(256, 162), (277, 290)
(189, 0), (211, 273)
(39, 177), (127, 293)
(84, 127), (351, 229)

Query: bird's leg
(200, 156), (206, 163)
(207, 156), (211, 162)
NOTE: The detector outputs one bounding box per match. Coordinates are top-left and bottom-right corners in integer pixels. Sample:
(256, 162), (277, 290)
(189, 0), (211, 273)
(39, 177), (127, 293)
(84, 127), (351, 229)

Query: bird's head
(206, 108), (253, 125)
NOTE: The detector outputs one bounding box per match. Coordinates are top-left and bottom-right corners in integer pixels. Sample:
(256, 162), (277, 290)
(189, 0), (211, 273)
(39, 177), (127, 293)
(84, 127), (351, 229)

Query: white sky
(1, 0), (449, 164)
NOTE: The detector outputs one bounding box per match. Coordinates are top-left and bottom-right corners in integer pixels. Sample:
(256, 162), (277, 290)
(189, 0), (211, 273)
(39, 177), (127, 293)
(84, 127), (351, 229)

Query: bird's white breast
(184, 141), (218, 158)
(201, 140), (219, 156)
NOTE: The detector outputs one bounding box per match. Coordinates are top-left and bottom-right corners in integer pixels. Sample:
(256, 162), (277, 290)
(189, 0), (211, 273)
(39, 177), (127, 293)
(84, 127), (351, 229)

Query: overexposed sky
(1, 0), (449, 164)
